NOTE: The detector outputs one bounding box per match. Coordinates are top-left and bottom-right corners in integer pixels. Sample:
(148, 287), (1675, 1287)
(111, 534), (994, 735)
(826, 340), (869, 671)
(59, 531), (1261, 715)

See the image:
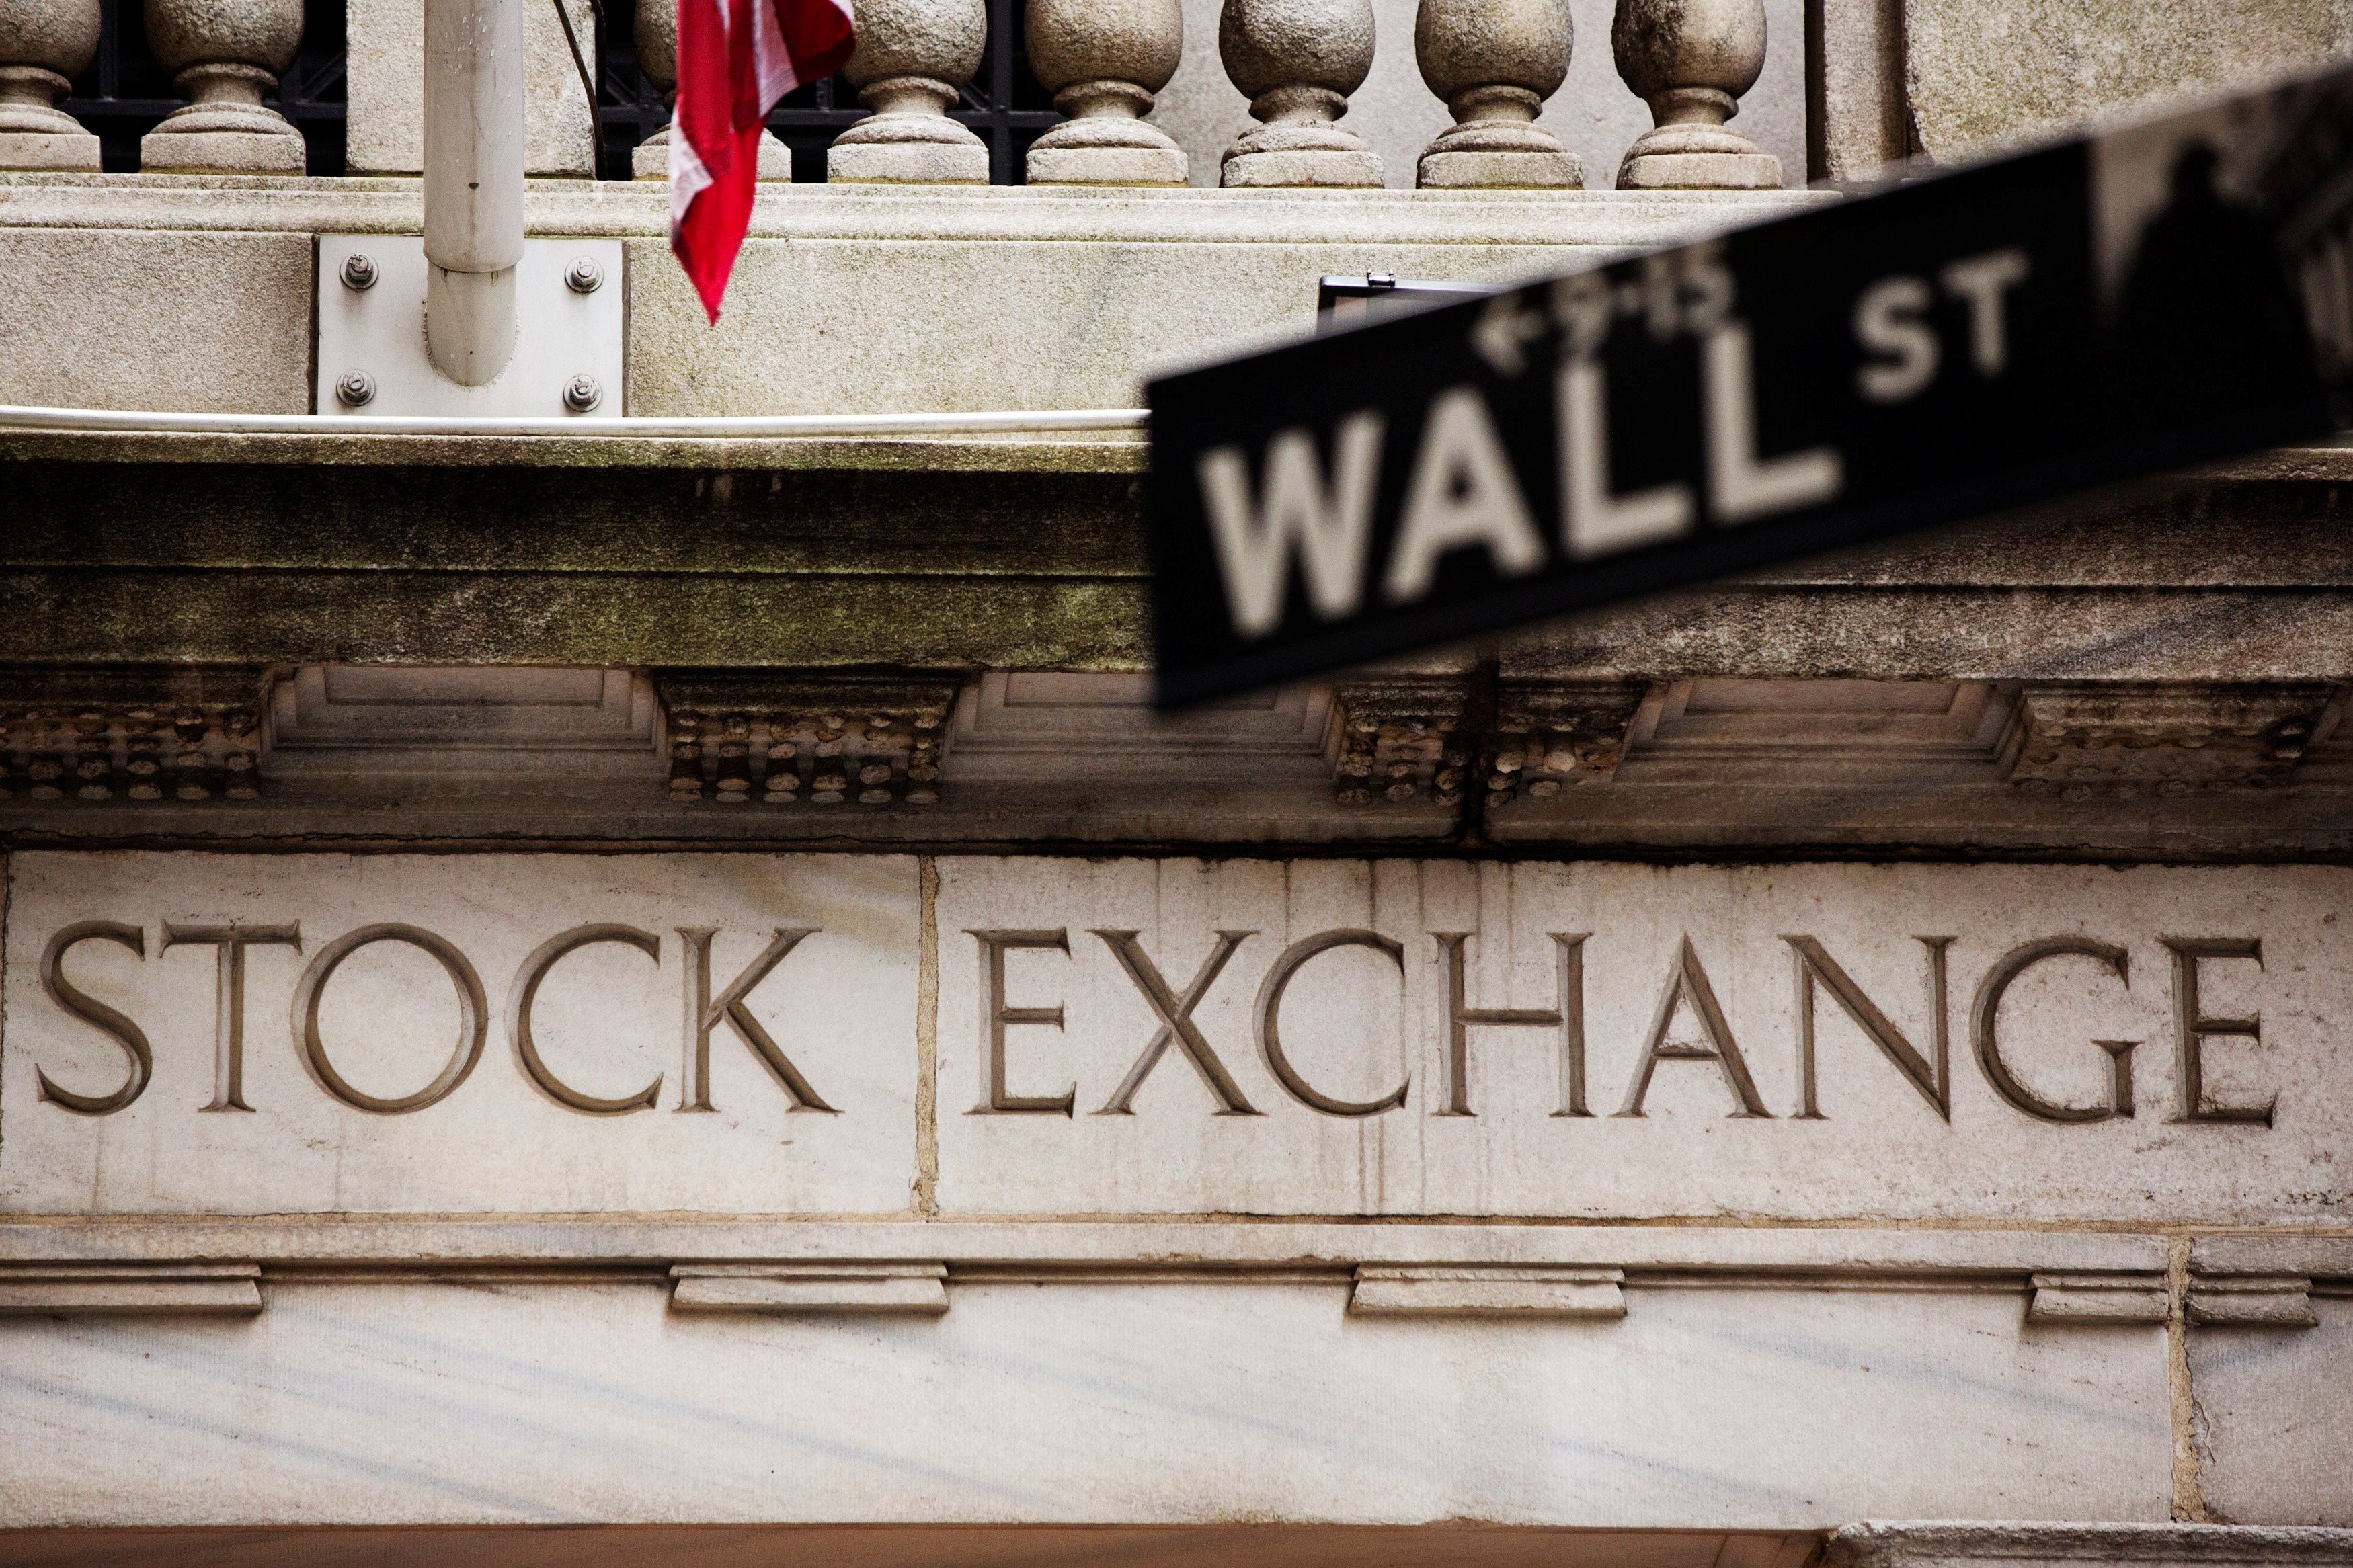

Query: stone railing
(0, 0), (1786, 188)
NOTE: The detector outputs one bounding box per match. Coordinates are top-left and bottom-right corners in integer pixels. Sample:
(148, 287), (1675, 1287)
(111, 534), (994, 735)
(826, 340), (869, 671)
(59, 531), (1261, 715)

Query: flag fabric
(670, 0), (854, 323)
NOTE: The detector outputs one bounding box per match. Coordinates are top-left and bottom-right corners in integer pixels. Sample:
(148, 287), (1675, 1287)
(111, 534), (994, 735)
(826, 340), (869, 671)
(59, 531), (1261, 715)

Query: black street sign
(1145, 63), (2353, 707)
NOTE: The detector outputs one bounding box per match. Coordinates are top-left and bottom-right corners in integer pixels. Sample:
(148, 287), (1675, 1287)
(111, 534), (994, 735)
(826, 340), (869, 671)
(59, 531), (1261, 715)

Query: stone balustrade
(0, 0), (1790, 190)
(138, 0), (309, 172)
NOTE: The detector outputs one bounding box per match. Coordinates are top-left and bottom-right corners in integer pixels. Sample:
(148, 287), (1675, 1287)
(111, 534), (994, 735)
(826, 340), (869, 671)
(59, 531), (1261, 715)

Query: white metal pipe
(422, 0), (526, 387)
(0, 403), (1150, 437)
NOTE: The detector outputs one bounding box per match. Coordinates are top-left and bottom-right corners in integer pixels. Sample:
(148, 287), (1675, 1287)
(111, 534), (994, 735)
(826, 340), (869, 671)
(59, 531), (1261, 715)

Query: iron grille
(59, 0), (347, 174)
(596, 0), (1060, 183)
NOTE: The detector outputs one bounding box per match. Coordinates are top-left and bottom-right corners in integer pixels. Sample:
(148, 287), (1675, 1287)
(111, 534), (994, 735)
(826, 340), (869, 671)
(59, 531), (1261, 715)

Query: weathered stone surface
(0, 0), (102, 171)
(2192, 1294), (2353, 1524)
(1, 852), (920, 1215)
(0, 228), (310, 413)
(1808, 0), (1908, 179)
(0, 1276), (2168, 1526)
(346, 0), (598, 175)
(1413, 0), (1581, 188)
(1026, 0), (1191, 185)
(1903, 0), (2352, 163)
(933, 857), (2352, 1221)
(137, 0), (305, 173)
(829, 0), (990, 183)
(1215, 0), (1386, 185)
(1828, 1524), (2353, 1568)
(0, 178), (1818, 419)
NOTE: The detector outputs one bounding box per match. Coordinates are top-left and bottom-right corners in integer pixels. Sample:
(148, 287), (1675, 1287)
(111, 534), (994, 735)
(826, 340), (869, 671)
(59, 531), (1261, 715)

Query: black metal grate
(596, 0), (1058, 183)
(59, 0), (346, 174)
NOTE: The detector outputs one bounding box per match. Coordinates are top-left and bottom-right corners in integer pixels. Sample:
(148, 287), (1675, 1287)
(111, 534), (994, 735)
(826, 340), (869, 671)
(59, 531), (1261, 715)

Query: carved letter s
(38, 922), (152, 1116)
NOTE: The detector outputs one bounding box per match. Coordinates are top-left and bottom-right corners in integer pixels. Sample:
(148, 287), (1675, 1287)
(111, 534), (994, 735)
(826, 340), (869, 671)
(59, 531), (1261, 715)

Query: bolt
(340, 253), (378, 291)
(565, 256), (604, 294)
(334, 370), (376, 408)
(562, 374), (604, 413)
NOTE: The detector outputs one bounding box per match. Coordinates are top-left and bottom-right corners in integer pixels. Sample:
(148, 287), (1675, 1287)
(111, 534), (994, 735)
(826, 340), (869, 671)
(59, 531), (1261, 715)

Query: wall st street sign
(1144, 63), (2353, 706)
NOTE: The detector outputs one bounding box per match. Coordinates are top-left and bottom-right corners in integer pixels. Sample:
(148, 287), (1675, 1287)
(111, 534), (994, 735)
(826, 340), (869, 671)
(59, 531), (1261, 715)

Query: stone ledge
(0, 175), (1831, 245)
(0, 1262), (262, 1316)
(1349, 1264), (1628, 1318)
(2190, 1236), (2353, 1280)
(0, 1219), (2173, 1275)
(0, 427), (1153, 472)
(2186, 1276), (2318, 1329)
(670, 1262), (951, 1315)
(1826, 1524), (2353, 1568)
(2026, 1272), (2173, 1325)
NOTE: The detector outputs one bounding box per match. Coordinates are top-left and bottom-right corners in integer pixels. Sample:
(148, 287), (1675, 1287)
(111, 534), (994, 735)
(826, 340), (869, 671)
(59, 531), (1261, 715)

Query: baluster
(1217, 0), (1381, 188)
(1025, 0), (1185, 185)
(631, 0), (791, 180)
(827, 0), (987, 183)
(1611, 0), (1778, 189)
(140, 0), (306, 171)
(0, 0), (100, 169)
(1414, 0), (1577, 188)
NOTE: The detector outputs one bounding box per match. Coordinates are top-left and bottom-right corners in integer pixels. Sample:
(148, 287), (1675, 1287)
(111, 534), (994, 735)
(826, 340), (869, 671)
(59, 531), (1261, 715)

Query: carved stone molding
(1351, 1264), (1627, 1318)
(670, 1262), (950, 1314)
(1486, 679), (1650, 807)
(2186, 1274), (2317, 1329)
(2007, 682), (2338, 798)
(1327, 677), (1473, 808)
(1827, 1524), (2353, 1568)
(0, 1261), (262, 1315)
(2025, 1271), (2171, 1324)
(0, 667), (266, 804)
(655, 673), (959, 807)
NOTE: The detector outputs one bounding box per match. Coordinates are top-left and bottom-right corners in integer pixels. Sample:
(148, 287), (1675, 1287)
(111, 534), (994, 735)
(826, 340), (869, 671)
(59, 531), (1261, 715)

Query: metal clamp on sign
(1317, 274), (1503, 330)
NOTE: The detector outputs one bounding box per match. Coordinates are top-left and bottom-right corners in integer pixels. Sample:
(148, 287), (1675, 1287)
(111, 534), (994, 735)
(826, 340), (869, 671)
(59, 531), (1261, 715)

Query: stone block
(346, 0), (598, 175)
(0, 852), (920, 1216)
(0, 127), (99, 170)
(2192, 1294), (2353, 1524)
(1903, 0), (2351, 162)
(619, 188), (1820, 417)
(826, 137), (990, 184)
(931, 857), (2353, 1221)
(138, 123), (305, 174)
(0, 228), (311, 413)
(1419, 148), (1584, 188)
(1617, 149), (1784, 190)
(1027, 142), (1190, 185)
(1220, 147), (1386, 186)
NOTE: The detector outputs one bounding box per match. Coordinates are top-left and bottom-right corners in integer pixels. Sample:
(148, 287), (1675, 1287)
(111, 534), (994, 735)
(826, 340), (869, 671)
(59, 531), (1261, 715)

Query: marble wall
(5, 853), (2344, 1225)
(0, 1278), (2168, 1527)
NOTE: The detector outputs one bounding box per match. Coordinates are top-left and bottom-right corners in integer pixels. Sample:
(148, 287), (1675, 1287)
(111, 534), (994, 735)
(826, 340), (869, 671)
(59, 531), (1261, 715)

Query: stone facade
(2, 0), (2352, 1561)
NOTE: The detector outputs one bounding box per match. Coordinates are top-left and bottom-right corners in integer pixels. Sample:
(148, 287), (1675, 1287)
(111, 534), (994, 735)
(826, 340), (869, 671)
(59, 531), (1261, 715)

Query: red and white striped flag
(670, 0), (854, 323)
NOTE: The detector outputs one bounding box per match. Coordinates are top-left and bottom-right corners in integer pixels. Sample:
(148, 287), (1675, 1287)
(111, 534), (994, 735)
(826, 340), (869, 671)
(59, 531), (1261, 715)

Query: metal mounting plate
(315, 235), (625, 417)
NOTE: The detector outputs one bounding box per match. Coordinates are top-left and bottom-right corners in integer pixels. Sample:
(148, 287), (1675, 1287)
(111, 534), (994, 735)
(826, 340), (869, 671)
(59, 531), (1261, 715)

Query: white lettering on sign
(1559, 358), (1696, 559)
(1382, 387), (1546, 602)
(1189, 241), (2059, 643)
(1853, 246), (2034, 403)
(1702, 321), (1846, 522)
(1197, 413), (1384, 637)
